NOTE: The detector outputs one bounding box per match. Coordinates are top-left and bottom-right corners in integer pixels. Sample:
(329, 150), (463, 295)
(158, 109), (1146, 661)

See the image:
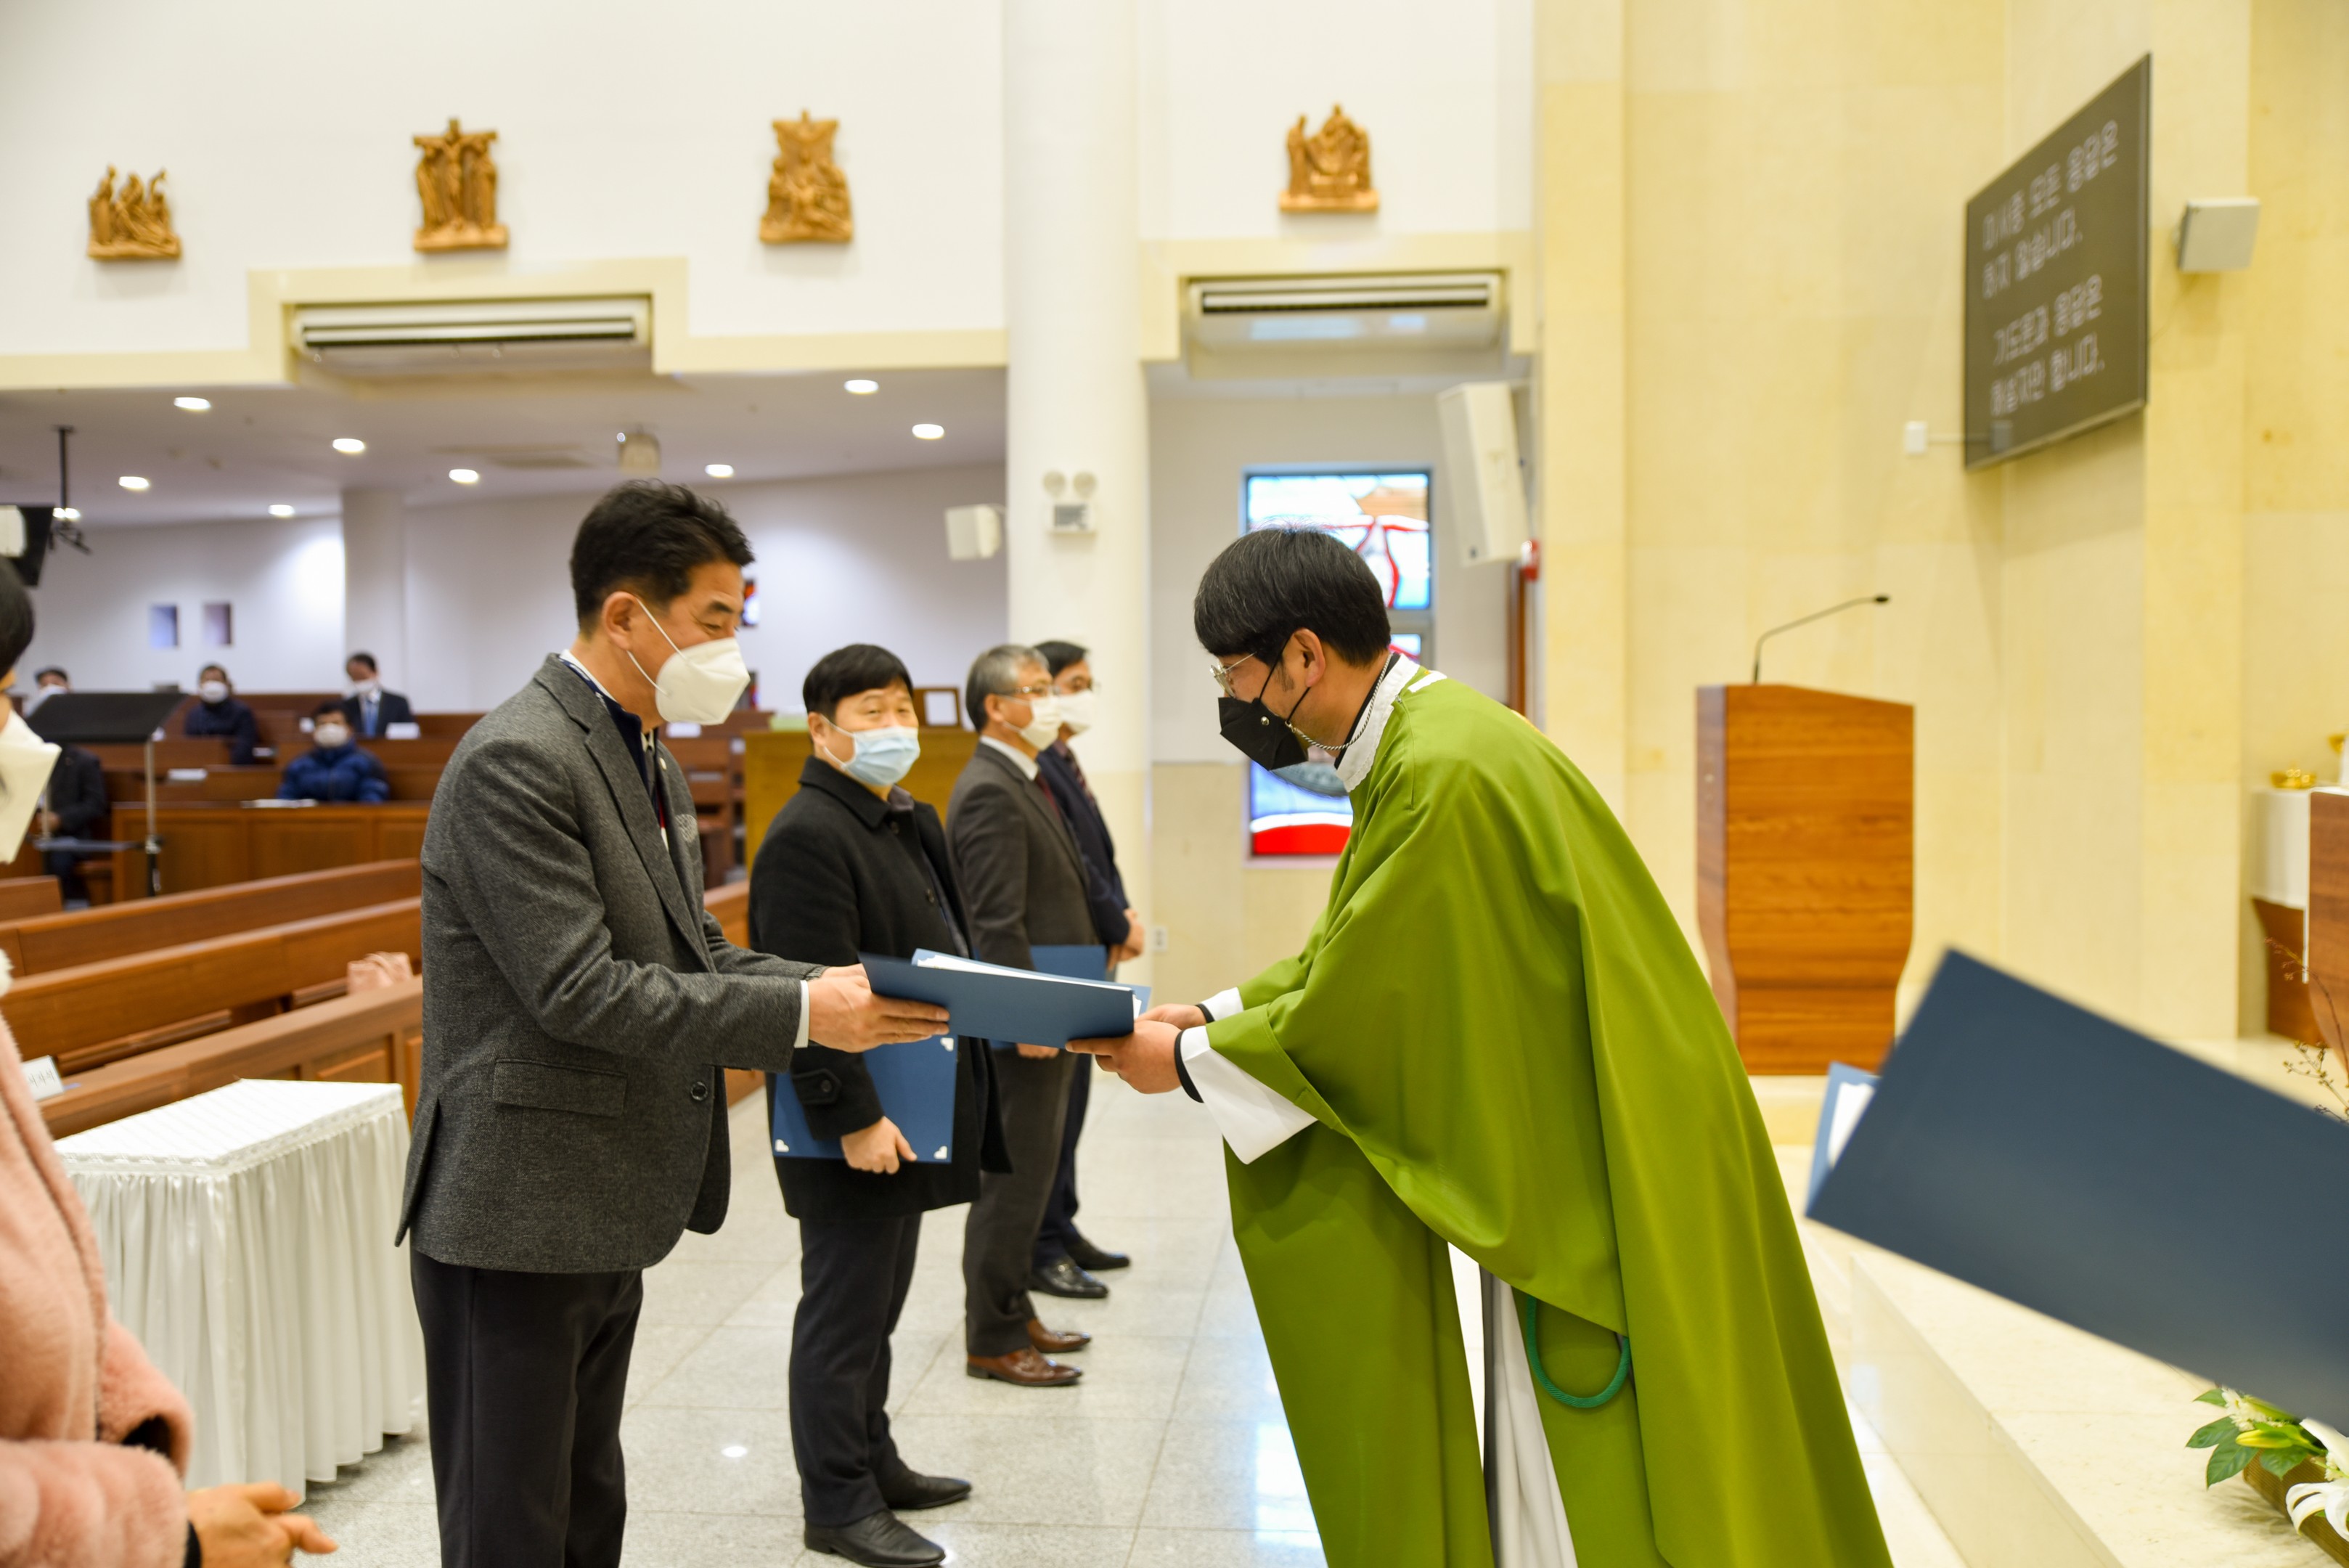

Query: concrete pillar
(1003, 0), (1151, 970)
(340, 488), (408, 687)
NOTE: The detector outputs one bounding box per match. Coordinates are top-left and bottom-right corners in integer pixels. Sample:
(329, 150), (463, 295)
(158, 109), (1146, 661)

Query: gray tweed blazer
(397, 657), (819, 1273)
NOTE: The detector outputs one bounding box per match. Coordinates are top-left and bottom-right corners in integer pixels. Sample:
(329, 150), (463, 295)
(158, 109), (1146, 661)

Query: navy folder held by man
(1808, 950), (2349, 1426)
(862, 944), (1143, 1049)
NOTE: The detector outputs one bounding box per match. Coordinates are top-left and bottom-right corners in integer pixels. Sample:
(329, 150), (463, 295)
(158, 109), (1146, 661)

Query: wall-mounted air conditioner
(1182, 272), (1505, 379)
(290, 298), (652, 376)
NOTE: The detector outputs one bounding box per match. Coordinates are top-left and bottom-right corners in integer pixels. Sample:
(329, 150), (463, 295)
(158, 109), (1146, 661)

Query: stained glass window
(1243, 473), (1431, 611)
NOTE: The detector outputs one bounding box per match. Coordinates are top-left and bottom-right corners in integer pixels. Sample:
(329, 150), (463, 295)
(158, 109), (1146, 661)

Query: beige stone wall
(1146, 763), (1333, 1008)
(1533, 0), (2343, 1044)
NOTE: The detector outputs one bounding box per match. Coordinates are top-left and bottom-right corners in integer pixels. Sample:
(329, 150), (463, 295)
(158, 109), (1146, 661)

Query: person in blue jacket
(278, 701), (391, 803)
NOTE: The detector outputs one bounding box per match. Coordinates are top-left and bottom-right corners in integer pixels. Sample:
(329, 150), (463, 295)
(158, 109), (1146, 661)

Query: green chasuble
(1204, 666), (1890, 1567)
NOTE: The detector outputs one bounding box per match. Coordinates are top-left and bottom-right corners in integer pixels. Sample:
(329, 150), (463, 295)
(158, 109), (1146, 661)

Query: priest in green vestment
(1072, 528), (1890, 1567)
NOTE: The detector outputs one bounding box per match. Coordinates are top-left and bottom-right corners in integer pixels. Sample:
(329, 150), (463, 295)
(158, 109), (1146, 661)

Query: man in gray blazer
(399, 482), (947, 1568)
(948, 644), (1103, 1388)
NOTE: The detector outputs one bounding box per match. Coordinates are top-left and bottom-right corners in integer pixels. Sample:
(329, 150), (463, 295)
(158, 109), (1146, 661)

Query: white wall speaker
(1437, 381), (1528, 567)
(945, 503), (1002, 560)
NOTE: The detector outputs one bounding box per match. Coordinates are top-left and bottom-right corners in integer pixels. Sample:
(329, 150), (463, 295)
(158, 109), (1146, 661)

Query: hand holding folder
(860, 947), (1147, 1050)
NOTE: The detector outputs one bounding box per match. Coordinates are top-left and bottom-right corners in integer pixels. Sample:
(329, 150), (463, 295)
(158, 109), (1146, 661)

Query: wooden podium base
(1725, 986), (1899, 1074)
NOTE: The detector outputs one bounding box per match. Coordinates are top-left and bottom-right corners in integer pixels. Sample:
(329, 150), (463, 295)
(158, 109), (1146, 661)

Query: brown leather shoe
(1027, 1318), (1092, 1354)
(965, 1347), (1082, 1387)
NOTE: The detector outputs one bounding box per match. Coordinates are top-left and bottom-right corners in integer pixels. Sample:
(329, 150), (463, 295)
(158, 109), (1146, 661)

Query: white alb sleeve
(1181, 1024), (1318, 1164)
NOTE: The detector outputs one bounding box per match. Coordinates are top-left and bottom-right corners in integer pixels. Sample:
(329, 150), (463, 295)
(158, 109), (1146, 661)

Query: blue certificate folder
(1807, 950), (2349, 1426)
(771, 1034), (961, 1164)
(860, 944), (1147, 1050)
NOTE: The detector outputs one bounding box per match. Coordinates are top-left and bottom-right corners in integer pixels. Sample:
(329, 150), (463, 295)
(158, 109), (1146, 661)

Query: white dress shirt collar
(979, 734), (1041, 780)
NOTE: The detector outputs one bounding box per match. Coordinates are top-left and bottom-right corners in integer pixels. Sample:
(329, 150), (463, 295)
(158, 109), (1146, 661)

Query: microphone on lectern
(1751, 595), (1890, 684)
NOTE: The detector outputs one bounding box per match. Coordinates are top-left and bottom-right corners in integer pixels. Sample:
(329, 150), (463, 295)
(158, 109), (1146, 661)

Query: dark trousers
(792, 1215), (921, 1525)
(411, 1249), (642, 1568)
(962, 1048), (1074, 1356)
(1031, 1057), (1090, 1265)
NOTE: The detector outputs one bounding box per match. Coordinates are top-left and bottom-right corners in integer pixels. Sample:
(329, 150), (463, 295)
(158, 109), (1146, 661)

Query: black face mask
(1217, 677), (1314, 771)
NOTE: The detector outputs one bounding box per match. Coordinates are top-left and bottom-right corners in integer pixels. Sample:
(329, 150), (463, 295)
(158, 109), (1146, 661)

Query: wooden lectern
(2305, 790), (2349, 1054)
(1697, 685), (1913, 1074)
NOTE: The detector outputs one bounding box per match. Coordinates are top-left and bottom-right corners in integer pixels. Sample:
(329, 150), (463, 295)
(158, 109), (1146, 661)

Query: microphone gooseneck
(1751, 595), (1890, 683)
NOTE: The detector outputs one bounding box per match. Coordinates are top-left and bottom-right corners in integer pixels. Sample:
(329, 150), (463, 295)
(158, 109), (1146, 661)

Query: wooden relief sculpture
(88, 167), (181, 258)
(761, 112), (853, 244)
(1281, 105), (1378, 213)
(412, 118), (507, 252)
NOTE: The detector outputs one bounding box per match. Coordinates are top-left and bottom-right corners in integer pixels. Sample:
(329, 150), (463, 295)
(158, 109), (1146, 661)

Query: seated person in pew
(750, 643), (1010, 1568)
(183, 663), (260, 764)
(0, 562), (338, 1568)
(338, 650), (414, 739)
(278, 703), (390, 803)
(23, 663), (68, 715)
(39, 741), (107, 902)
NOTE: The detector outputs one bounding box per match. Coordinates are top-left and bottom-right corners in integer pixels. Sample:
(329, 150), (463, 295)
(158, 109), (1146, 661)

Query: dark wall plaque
(1964, 56), (2149, 468)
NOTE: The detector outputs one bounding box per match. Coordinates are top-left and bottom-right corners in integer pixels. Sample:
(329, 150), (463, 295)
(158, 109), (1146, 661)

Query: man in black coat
(38, 743), (107, 902)
(338, 650), (417, 738)
(1026, 640), (1144, 1300)
(948, 644), (1103, 1387)
(750, 643), (1013, 1568)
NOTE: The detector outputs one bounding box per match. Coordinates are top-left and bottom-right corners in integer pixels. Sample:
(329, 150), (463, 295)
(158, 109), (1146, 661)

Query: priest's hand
(1141, 1003), (1206, 1032)
(1069, 1019), (1183, 1094)
(806, 965), (952, 1053)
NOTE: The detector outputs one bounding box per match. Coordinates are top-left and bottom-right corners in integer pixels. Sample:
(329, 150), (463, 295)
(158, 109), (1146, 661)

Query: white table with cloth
(54, 1079), (425, 1495)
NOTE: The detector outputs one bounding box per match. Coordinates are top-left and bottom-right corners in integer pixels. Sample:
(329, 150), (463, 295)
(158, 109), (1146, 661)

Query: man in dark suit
(949, 643), (1102, 1387)
(1026, 640), (1143, 1300)
(338, 651), (416, 738)
(751, 643), (1013, 1568)
(397, 483), (948, 1568)
(37, 740), (106, 903)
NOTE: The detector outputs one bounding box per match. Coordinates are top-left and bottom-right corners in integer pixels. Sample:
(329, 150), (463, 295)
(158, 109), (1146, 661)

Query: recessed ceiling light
(449, 467), (480, 484)
(56, 507), (81, 522)
(118, 475), (150, 491)
(704, 463), (734, 478)
(845, 378), (879, 395)
(174, 396), (211, 412)
(332, 437), (366, 454)
(269, 504), (295, 518)
(911, 423), (944, 441)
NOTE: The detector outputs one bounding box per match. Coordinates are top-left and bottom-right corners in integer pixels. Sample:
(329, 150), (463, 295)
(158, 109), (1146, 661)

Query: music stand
(27, 692), (190, 897)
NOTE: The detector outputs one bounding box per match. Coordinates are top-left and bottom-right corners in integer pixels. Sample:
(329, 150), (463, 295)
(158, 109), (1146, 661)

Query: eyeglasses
(1209, 656), (1256, 699)
(1002, 682), (1054, 701)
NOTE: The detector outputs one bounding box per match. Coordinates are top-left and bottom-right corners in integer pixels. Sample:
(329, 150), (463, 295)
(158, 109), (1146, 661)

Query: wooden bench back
(3, 898), (421, 1075)
(0, 877), (61, 923)
(0, 860), (421, 976)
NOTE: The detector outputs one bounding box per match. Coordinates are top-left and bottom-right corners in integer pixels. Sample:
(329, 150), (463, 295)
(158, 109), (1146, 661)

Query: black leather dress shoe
(878, 1469), (973, 1511)
(804, 1508), (945, 1567)
(1030, 1254), (1110, 1299)
(1066, 1236), (1131, 1271)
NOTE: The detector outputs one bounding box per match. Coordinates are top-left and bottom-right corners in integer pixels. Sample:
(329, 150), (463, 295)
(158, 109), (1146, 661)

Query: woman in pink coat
(0, 561), (337, 1568)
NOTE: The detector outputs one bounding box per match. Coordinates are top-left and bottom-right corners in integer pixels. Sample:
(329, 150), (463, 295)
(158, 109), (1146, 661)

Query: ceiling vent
(1183, 272), (1504, 377)
(290, 298), (651, 376)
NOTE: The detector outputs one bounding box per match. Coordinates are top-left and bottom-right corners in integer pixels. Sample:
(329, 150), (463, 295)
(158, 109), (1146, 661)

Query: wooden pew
(0, 877), (62, 922)
(38, 881), (753, 1133)
(4, 899), (421, 1077)
(0, 860), (420, 976)
(39, 981), (425, 1138)
(107, 803), (433, 897)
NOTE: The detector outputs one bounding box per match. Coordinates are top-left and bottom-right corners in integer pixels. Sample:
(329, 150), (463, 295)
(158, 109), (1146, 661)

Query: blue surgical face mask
(831, 724), (920, 788)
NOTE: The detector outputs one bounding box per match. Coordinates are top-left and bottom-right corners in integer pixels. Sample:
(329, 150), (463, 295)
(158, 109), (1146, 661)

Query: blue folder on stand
(1807, 950), (2349, 1426)
(771, 1033), (962, 1163)
(859, 944), (1147, 1049)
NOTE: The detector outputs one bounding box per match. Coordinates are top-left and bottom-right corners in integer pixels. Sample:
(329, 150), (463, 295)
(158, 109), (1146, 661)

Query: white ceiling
(0, 367), (1005, 528)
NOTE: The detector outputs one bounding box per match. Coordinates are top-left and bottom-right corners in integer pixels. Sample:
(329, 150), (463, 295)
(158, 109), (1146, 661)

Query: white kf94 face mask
(626, 596), (751, 725)
(1055, 689), (1096, 735)
(1015, 693), (1063, 752)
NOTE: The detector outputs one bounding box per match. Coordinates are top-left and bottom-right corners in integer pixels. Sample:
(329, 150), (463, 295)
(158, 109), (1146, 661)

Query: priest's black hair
(1193, 526), (1391, 666)
(804, 643), (915, 720)
(571, 481), (754, 626)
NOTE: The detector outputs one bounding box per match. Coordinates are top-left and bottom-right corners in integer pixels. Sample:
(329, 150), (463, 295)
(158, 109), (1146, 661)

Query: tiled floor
(301, 1077), (1964, 1566)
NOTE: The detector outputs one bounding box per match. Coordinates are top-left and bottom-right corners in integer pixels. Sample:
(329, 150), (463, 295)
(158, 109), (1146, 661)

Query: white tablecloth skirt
(56, 1079), (425, 1493)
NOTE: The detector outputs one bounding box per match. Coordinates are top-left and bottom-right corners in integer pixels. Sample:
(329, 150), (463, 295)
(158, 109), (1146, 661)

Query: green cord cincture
(1519, 1291), (1631, 1410)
